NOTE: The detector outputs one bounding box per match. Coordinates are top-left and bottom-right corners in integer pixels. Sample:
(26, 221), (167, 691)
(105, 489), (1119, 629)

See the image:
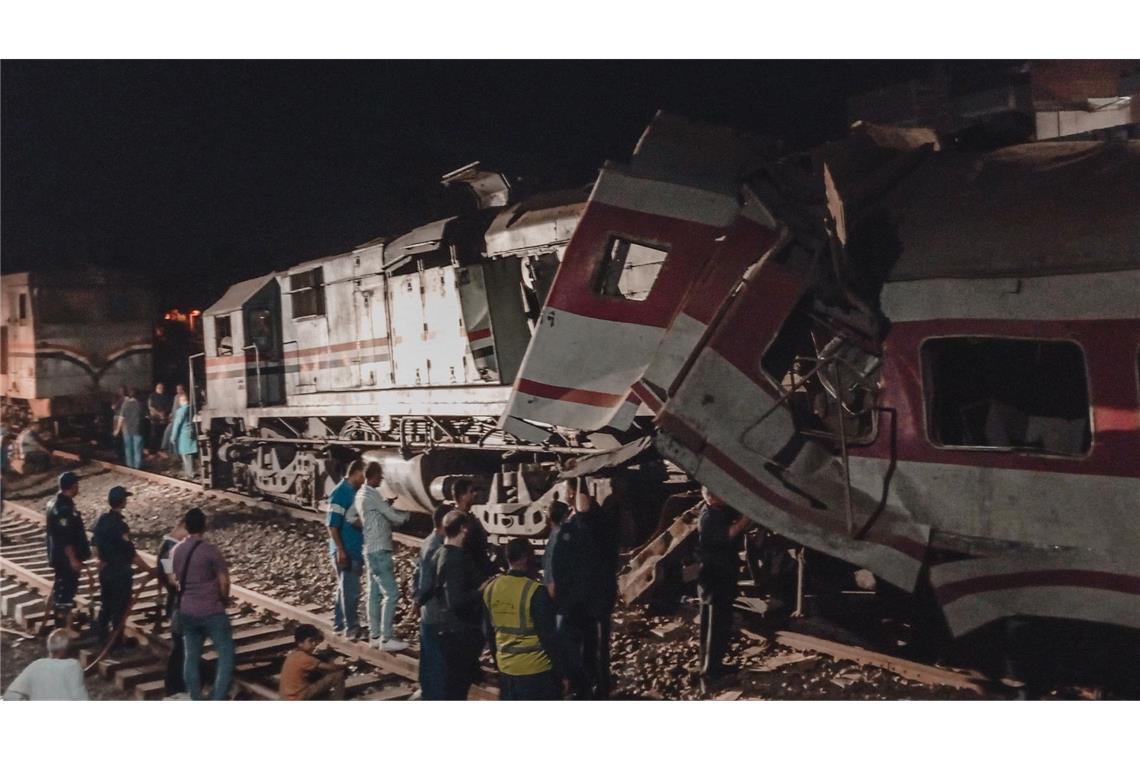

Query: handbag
(170, 539), (203, 636)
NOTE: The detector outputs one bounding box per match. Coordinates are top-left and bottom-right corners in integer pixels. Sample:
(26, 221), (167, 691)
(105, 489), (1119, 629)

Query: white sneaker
(381, 638), (409, 652)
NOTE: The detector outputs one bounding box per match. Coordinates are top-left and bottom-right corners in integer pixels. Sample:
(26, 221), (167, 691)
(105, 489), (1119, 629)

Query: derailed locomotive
(198, 115), (1140, 642)
(197, 167), (667, 544)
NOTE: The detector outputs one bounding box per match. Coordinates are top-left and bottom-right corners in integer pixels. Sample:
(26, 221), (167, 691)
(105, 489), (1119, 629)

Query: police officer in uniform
(92, 486), (155, 648)
(697, 486), (751, 686)
(45, 471), (91, 638)
(483, 538), (567, 700)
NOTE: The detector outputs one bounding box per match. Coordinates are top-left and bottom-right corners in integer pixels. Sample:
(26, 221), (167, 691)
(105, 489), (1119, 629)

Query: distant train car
(1, 267), (155, 430)
(196, 171), (669, 542)
(505, 113), (1140, 638)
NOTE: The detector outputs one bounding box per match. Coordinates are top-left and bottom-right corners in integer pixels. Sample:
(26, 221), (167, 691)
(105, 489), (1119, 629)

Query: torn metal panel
(441, 162), (511, 209)
(560, 436), (654, 480)
(930, 550), (1140, 637)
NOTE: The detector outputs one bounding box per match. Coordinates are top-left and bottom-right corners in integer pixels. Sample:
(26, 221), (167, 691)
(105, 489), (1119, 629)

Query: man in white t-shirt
(3, 629), (88, 700)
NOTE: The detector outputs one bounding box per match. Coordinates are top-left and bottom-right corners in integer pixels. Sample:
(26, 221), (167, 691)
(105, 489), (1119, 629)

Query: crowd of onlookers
(110, 382), (198, 477)
(322, 459), (623, 700)
(0, 381), (198, 480)
(6, 457), (750, 701)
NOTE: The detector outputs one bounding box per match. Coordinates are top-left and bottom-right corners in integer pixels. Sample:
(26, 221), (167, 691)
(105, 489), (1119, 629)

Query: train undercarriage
(204, 413), (674, 547)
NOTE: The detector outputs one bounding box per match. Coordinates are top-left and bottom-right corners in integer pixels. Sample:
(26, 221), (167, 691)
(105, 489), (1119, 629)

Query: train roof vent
(441, 162), (511, 209)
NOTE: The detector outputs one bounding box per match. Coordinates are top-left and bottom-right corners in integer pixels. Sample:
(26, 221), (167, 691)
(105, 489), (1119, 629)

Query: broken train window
(289, 267), (326, 319)
(922, 337), (1091, 456)
(594, 236), (669, 302)
(759, 304), (881, 444)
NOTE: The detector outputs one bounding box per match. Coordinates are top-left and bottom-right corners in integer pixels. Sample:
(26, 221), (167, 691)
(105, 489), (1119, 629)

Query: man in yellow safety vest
(483, 538), (568, 700)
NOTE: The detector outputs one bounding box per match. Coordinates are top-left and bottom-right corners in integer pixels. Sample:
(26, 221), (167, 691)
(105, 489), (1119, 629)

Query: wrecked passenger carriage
(503, 113), (1140, 641)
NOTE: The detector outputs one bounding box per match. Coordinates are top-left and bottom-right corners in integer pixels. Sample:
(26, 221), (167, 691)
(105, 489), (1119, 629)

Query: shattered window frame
(289, 267), (326, 319)
(594, 235), (670, 302)
(758, 305), (881, 446)
(920, 335), (1093, 458)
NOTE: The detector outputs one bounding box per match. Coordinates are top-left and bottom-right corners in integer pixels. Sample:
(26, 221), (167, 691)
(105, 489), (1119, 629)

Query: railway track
(0, 497), (489, 700)
(49, 448), (424, 548)
(6, 450), (999, 699)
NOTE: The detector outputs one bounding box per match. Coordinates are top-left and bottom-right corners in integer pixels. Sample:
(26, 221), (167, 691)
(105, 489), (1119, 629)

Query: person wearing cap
(92, 486), (157, 648)
(45, 471), (91, 638)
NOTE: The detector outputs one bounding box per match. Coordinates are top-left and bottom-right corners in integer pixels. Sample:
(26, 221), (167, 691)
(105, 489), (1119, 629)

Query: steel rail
(1, 498), (491, 699)
(49, 449), (424, 549)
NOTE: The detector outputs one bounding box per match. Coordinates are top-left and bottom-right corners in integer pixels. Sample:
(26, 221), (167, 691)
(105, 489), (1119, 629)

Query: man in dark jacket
(424, 511), (485, 700)
(45, 471), (90, 638)
(413, 504), (451, 699)
(92, 486), (156, 649)
(451, 478), (498, 582)
(697, 487), (751, 685)
(548, 477), (617, 699)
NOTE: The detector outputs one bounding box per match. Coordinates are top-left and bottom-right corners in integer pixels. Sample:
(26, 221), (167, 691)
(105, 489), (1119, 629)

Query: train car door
(244, 283), (285, 407)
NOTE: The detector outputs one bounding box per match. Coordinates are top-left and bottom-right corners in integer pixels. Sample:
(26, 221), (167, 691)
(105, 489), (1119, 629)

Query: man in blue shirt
(326, 460), (366, 638)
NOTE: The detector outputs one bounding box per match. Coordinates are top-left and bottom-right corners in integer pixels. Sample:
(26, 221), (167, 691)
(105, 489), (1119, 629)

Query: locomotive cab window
(290, 268), (326, 319)
(923, 337), (1091, 456)
(595, 237), (669, 302)
(214, 315), (233, 356)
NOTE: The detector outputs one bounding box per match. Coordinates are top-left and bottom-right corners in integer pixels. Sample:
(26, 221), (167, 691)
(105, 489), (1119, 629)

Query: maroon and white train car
(503, 113), (1140, 637)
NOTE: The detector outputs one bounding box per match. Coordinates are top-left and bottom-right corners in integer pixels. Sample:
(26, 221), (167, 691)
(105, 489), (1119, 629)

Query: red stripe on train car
(516, 378), (627, 409)
(935, 570), (1140, 606)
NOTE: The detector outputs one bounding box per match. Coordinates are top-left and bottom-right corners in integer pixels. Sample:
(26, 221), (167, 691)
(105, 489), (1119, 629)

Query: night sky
(2, 60), (992, 310)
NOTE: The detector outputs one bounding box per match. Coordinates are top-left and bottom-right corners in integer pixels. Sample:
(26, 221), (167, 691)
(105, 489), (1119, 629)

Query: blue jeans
(123, 433), (143, 469)
(182, 612), (234, 700)
(365, 550), (399, 640)
(329, 553), (363, 633)
(419, 621), (446, 700)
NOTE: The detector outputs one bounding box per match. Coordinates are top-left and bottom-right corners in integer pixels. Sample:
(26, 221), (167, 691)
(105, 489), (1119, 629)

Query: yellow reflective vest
(483, 573), (552, 677)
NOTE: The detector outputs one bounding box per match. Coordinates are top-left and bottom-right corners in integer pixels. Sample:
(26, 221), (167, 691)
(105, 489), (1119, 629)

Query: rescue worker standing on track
(483, 538), (568, 700)
(697, 486), (751, 687)
(45, 471), (91, 638)
(92, 486), (157, 649)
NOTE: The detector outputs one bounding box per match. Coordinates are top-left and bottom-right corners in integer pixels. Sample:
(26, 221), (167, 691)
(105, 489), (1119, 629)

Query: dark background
(2, 60), (1005, 310)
